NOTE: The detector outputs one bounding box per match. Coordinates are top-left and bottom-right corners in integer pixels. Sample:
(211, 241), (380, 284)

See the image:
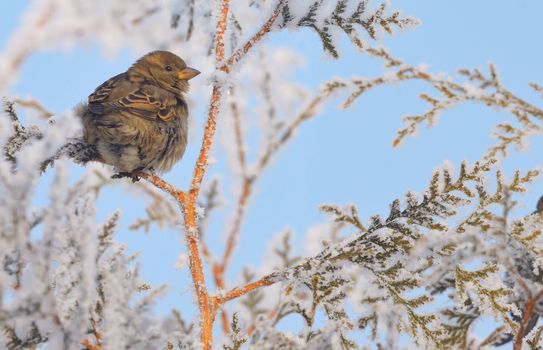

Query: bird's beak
(177, 67), (200, 80)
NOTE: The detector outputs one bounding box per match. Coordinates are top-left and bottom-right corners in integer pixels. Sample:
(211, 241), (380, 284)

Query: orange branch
(218, 274), (277, 305)
(212, 178), (252, 334)
(140, 170), (286, 345)
(137, 1), (285, 347)
(138, 171), (186, 205)
(205, 6), (290, 328)
(81, 326), (102, 350)
(209, 58), (340, 336)
(182, 0), (283, 342)
(221, 179), (252, 273)
(219, 1), (283, 73)
(211, 90), (250, 334)
(185, 84), (223, 350)
(81, 339), (101, 350)
(513, 288), (543, 350)
(181, 0), (231, 348)
(139, 78), (342, 348)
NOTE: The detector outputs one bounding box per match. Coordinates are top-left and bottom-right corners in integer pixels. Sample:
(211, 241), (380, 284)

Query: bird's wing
(88, 73), (125, 104)
(89, 82), (180, 123)
(115, 86), (179, 122)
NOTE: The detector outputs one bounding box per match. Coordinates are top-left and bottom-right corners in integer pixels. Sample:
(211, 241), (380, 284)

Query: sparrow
(79, 50), (200, 180)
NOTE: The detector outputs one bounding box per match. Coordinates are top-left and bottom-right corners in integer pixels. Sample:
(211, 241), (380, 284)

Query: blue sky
(1, 0), (542, 334)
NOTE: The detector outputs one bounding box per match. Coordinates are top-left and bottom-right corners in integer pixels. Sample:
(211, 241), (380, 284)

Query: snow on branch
(280, 0), (419, 57)
(236, 160), (541, 348)
(0, 106), (177, 349)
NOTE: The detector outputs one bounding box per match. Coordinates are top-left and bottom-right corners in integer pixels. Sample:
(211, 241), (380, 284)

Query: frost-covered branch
(0, 107), (175, 349)
(209, 160), (542, 348)
(178, 0), (232, 347)
(0, 1), (54, 91)
(279, 0), (418, 57)
(295, 47), (543, 162)
(210, 78), (350, 333)
(220, 0), (284, 73)
(13, 98), (53, 119)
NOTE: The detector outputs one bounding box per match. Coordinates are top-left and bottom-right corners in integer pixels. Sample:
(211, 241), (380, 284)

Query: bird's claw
(111, 171), (141, 183)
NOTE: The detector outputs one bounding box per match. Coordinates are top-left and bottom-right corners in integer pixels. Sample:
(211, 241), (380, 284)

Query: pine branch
(2, 99), (43, 168)
(280, 0), (419, 57)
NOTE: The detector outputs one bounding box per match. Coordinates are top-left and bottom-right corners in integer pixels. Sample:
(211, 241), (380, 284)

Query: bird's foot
(111, 171), (141, 183)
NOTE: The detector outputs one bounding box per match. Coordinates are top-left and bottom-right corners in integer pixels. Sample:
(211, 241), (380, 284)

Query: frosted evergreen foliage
(0, 103), (176, 348)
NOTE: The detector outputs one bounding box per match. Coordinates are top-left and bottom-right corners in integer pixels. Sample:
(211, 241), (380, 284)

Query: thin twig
(138, 172), (186, 205)
(219, 179), (252, 276)
(81, 324), (102, 350)
(13, 98), (53, 119)
(258, 82), (345, 173)
(214, 179), (251, 333)
(219, 0), (283, 73)
(0, 3), (54, 91)
(217, 274), (277, 304)
(230, 90), (247, 176)
(214, 90), (250, 334)
(211, 80), (346, 333)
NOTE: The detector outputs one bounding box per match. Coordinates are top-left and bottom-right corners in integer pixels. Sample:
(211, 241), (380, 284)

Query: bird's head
(129, 51), (200, 95)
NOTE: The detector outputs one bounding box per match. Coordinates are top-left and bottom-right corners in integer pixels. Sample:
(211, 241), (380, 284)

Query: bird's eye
(165, 65), (173, 72)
